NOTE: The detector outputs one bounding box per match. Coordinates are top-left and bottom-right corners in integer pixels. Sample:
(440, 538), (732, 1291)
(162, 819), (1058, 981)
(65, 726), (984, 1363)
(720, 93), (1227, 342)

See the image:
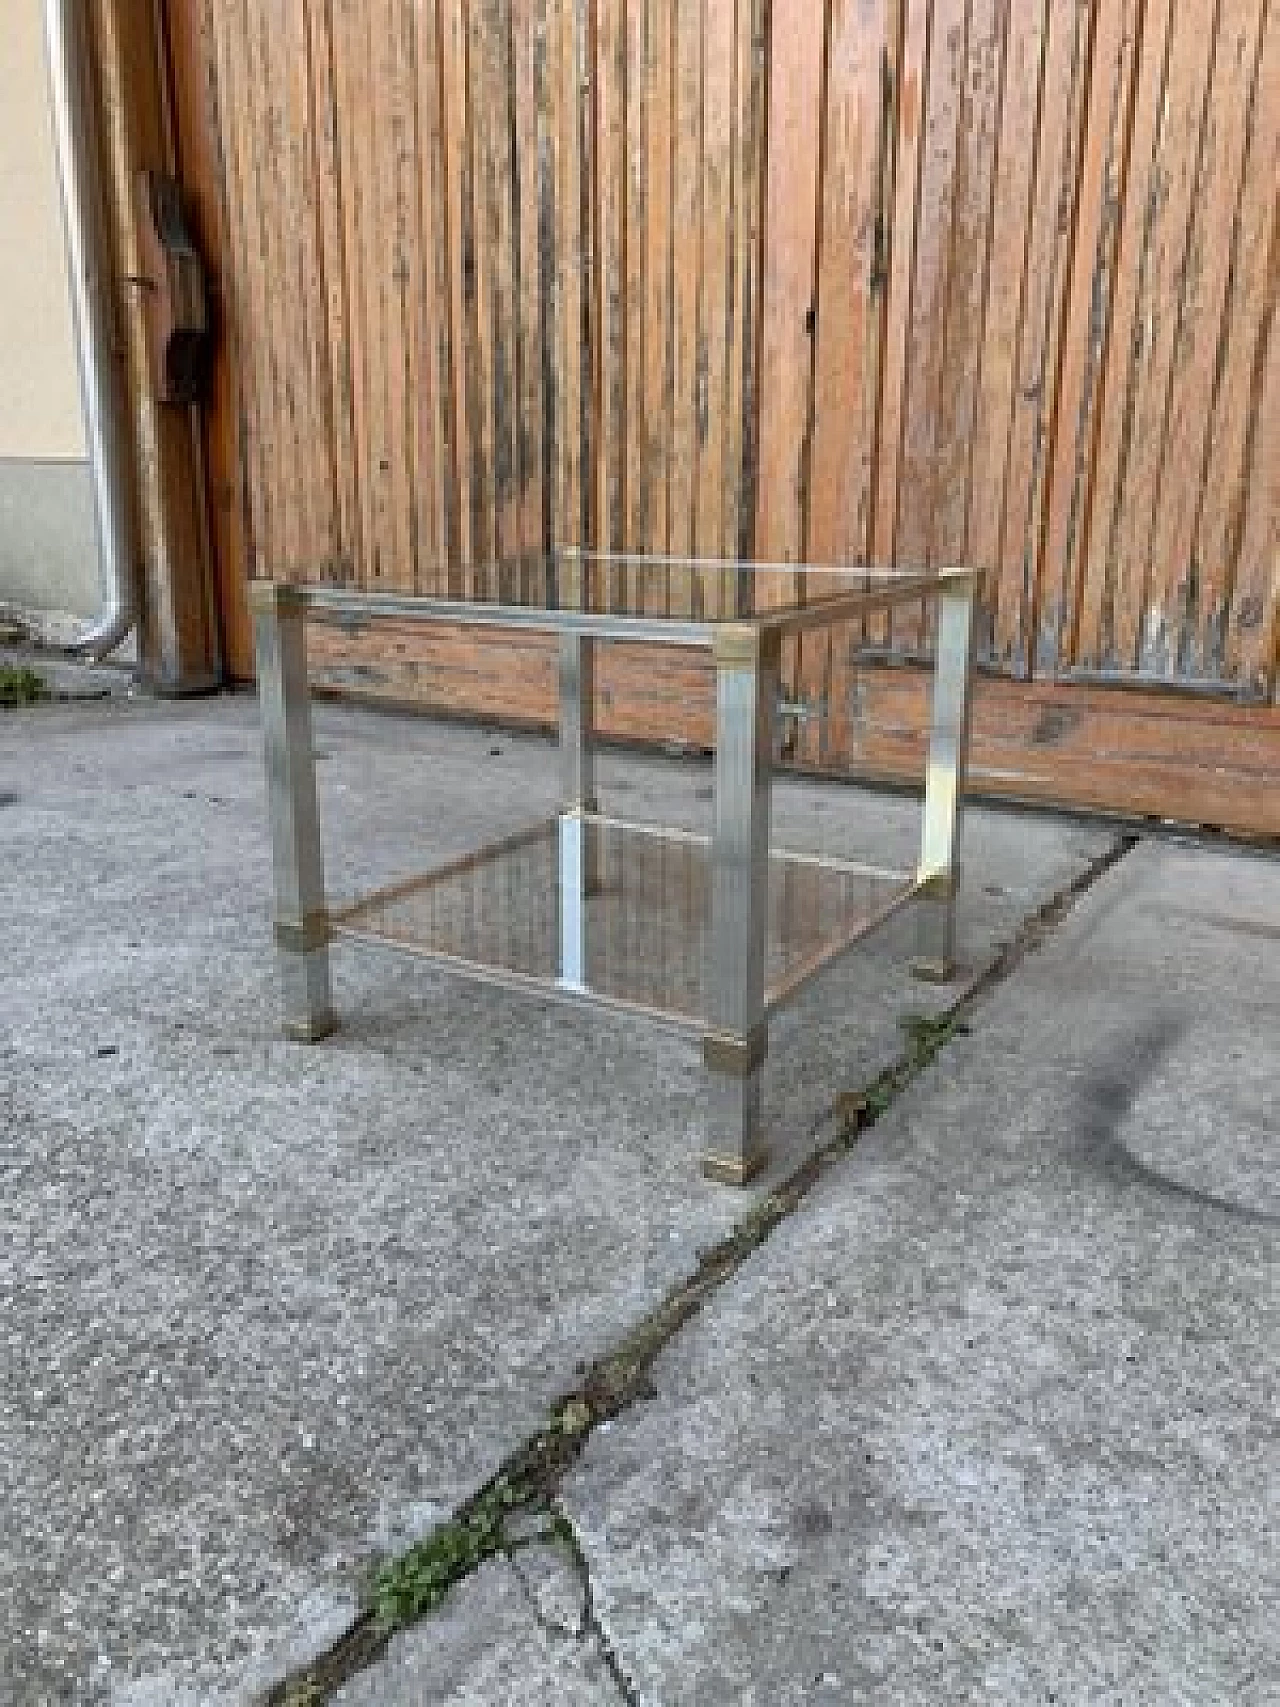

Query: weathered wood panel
(871, 0), (930, 602)
(176, 0), (1280, 834)
(754, 0), (824, 589)
(895, 0), (966, 588)
(1215, 2), (1279, 701)
(966, 0), (1048, 649)
(1042, 0), (1141, 671)
(1143, 0), (1266, 678)
(807, 0), (893, 574)
(992, 0), (1092, 673)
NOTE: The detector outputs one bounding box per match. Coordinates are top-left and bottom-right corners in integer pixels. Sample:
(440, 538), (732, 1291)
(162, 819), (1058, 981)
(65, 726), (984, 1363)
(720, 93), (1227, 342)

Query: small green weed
(371, 1469), (542, 1630)
(0, 665), (49, 708)
(899, 1011), (970, 1054)
(279, 1685), (323, 1707)
(373, 1504), (508, 1627)
(837, 1013), (972, 1133)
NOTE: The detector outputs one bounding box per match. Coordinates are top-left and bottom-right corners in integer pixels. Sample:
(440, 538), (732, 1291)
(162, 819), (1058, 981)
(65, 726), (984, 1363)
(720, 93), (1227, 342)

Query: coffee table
(251, 552), (978, 1183)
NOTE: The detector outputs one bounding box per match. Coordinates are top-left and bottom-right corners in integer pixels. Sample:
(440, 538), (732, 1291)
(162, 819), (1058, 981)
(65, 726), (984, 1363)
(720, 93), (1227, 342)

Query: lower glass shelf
(330, 814), (920, 1030)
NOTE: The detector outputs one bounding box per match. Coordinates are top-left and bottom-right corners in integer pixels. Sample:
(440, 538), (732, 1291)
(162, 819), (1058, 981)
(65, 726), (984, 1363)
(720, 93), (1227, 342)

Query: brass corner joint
(249, 580), (308, 620)
(915, 868), (958, 900)
(702, 1022), (769, 1079)
(273, 911), (331, 955)
(701, 1145), (769, 1187)
(712, 623), (782, 671)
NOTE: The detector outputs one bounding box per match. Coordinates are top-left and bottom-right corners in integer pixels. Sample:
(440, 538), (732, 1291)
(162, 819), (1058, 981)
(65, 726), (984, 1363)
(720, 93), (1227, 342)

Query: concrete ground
(0, 686), (1275, 1705)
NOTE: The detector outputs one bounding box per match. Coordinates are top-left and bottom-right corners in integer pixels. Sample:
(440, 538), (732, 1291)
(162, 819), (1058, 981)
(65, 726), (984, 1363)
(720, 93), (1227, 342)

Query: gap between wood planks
(258, 832), (1138, 1707)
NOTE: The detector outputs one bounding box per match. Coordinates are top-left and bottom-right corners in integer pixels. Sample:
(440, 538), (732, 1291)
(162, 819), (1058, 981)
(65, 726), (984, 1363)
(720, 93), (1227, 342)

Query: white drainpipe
(44, 0), (139, 661)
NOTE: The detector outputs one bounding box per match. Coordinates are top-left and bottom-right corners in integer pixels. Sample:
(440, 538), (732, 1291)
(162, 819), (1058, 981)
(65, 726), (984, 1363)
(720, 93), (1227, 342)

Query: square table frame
(251, 556), (979, 1184)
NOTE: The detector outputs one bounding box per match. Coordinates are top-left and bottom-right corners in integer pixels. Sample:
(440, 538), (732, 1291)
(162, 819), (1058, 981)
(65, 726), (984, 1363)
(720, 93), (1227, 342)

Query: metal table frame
(251, 555), (978, 1184)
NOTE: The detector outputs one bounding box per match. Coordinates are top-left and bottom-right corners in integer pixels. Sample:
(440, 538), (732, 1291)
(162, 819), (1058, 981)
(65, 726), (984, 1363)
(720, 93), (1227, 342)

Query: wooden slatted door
(168, 0), (1279, 836)
(774, 0), (1280, 831)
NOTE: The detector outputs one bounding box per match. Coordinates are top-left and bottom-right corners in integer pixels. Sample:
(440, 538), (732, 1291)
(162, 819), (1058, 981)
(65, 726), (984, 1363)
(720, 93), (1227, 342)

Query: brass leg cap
(701, 1146), (769, 1187)
(910, 957), (958, 985)
(284, 1012), (338, 1044)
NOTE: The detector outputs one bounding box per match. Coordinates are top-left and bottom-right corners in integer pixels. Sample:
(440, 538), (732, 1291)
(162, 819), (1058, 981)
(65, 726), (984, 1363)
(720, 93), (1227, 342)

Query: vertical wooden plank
(788, 1), (836, 767)
(1040, 0), (1142, 667)
(584, 0), (605, 590)
(697, 0), (737, 605)
(272, 1), (330, 577)
(966, 0), (1047, 644)
(308, 0), (364, 584)
(803, 0), (895, 763)
(207, 4), (273, 579)
(932, 0), (1006, 569)
(331, 0), (384, 586)
(536, 0), (559, 583)
(1108, 0), (1218, 673)
(1225, 208), (1279, 695)
(439, 0), (475, 574)
(722, 0), (768, 580)
(550, 0), (586, 558)
(362, 0), (406, 585)
(1195, 2), (1279, 684)
(756, 0), (825, 747)
(273, 0), (327, 576)
(892, 0), (973, 662)
(484, 0), (523, 576)
(466, 0), (499, 579)
(622, 0), (647, 570)
(808, 0), (893, 568)
(753, 0), (825, 598)
(668, 0), (702, 607)
(596, 0), (628, 567)
(1151, 0), (1269, 675)
(642, 0), (675, 603)
(992, 0), (1093, 672)
(244, 2), (298, 575)
(894, 0), (965, 579)
(368, 0), (413, 587)
(410, 0), (458, 587)
(512, 0), (547, 567)
(1075, 0), (1174, 668)
(579, 0), (597, 578)
(869, 0), (929, 647)
(242, 0), (300, 574)
(1148, 0), (1266, 674)
(306, 0), (349, 578)
(1234, 310), (1279, 699)
(377, 0), (424, 590)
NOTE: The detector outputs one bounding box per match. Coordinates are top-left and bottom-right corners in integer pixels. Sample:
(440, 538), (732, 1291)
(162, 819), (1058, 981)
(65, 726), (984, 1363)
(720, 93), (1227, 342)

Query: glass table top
(282, 552), (971, 643)
(330, 814), (920, 1028)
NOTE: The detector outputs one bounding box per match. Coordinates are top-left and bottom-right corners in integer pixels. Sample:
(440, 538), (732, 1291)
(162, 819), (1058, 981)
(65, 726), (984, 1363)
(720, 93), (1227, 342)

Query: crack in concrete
(258, 833), (1138, 1707)
(507, 1551), (584, 1644)
(504, 1517), (639, 1705)
(546, 1502), (642, 1707)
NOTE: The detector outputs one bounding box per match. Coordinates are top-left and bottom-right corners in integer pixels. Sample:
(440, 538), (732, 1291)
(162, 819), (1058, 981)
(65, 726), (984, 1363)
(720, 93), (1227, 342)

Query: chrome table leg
(558, 632), (597, 813)
(252, 582), (335, 1041)
(914, 570), (978, 981)
(702, 625), (779, 1184)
